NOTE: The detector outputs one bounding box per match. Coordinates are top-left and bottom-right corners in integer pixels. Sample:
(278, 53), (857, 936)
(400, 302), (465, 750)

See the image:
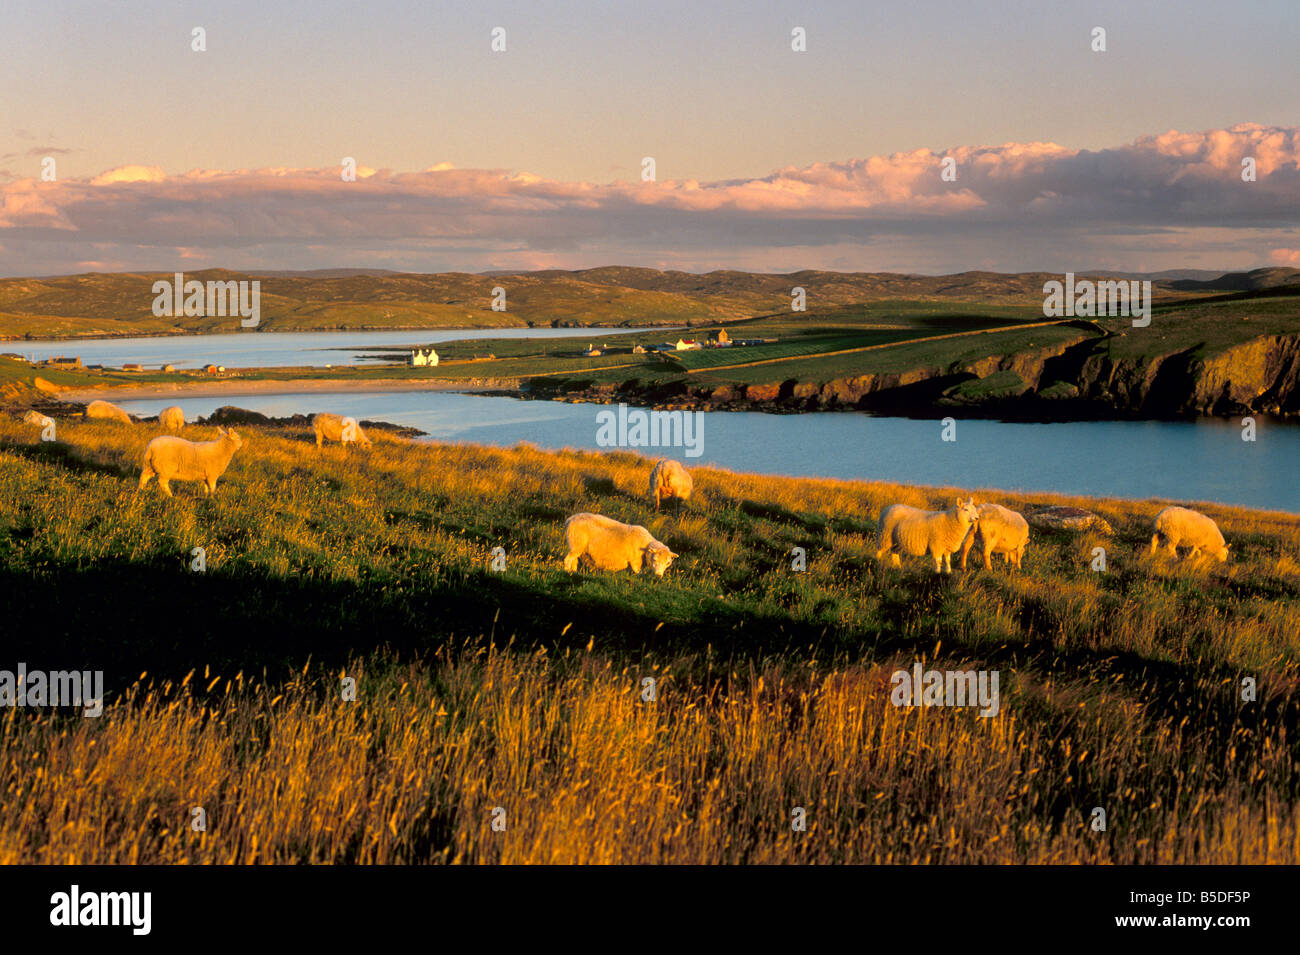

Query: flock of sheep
(30, 399), (1233, 574)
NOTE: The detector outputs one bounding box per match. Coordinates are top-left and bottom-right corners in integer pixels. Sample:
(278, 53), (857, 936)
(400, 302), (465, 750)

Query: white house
(411, 348), (439, 367)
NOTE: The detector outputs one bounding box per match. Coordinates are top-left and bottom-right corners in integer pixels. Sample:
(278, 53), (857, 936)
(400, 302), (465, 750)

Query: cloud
(89, 165), (167, 185)
(1, 124), (1297, 275)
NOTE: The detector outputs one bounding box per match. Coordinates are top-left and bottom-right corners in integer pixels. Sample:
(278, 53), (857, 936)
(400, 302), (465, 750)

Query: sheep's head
(217, 427), (244, 451)
(645, 542), (678, 577)
(1213, 543), (1230, 563)
(955, 497), (979, 526)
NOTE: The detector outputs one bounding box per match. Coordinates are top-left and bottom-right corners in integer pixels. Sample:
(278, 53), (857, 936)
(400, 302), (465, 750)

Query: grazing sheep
(158, 405), (185, 432)
(562, 512), (678, 577)
(649, 458), (693, 511)
(21, 410), (53, 428)
(960, 502), (1030, 570)
(313, 412), (371, 448)
(875, 498), (980, 574)
(85, 399), (133, 426)
(1151, 506), (1229, 563)
(138, 427), (244, 497)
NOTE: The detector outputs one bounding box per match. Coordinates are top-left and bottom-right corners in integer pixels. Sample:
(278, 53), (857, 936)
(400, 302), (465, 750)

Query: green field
(0, 416), (1297, 862)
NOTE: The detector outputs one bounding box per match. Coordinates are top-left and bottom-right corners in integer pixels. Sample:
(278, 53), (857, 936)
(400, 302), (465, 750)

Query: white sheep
(85, 399), (133, 426)
(138, 427), (244, 497)
(22, 410), (53, 428)
(960, 502), (1030, 570)
(562, 512), (678, 577)
(313, 412), (371, 448)
(875, 498), (980, 574)
(158, 406), (185, 431)
(1150, 506), (1229, 563)
(649, 458), (693, 511)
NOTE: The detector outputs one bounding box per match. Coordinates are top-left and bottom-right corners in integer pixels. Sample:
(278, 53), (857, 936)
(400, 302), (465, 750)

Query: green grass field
(0, 415), (1297, 862)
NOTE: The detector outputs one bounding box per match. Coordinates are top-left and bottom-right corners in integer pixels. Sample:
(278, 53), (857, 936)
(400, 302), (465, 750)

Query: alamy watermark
(0, 663), (103, 717)
(1043, 272), (1151, 327)
(595, 403), (704, 457)
(151, 271), (261, 327)
(890, 662), (999, 718)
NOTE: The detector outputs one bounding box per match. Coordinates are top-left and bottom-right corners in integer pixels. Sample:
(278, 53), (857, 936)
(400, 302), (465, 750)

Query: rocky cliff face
(527, 332), (1300, 420)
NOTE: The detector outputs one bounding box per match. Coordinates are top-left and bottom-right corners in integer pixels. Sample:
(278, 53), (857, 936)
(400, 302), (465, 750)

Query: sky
(1, 0), (1297, 277)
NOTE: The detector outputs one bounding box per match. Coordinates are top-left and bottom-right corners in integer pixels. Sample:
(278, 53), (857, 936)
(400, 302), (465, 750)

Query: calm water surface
(111, 391), (1300, 513)
(11, 327), (664, 369)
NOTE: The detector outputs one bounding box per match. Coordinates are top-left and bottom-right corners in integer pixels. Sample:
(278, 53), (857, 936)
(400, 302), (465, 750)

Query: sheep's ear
(668, 551), (678, 559)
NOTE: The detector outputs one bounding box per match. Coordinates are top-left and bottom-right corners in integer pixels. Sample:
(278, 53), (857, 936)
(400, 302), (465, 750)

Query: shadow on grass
(0, 438), (133, 480)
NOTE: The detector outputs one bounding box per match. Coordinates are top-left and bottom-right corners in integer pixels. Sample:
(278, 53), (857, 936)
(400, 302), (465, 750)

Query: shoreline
(55, 377), (520, 402)
(46, 375), (1300, 427)
(1, 322), (679, 345)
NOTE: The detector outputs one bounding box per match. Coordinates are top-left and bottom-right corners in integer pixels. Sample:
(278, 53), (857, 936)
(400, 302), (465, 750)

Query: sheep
(960, 502), (1030, 571)
(649, 458), (693, 511)
(562, 512), (678, 577)
(85, 399), (133, 426)
(158, 405), (185, 432)
(21, 410), (53, 428)
(875, 498), (980, 574)
(138, 427), (244, 497)
(1150, 506), (1229, 563)
(313, 412), (371, 448)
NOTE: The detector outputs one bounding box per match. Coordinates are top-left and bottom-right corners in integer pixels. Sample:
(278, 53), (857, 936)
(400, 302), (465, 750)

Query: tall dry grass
(0, 414), (1297, 862)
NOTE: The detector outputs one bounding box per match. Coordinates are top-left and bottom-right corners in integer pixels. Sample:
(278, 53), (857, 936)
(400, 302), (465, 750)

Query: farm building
(122, 363), (143, 372)
(583, 344), (603, 357)
(410, 348), (439, 367)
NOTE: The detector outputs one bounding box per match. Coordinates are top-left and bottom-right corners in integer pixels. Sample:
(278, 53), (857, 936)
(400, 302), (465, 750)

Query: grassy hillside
(4, 266), (1294, 340)
(0, 415), (1297, 862)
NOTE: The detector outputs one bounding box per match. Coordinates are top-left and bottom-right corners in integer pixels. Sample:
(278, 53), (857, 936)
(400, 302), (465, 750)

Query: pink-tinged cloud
(1270, 248), (1300, 266)
(1, 124), (1297, 276)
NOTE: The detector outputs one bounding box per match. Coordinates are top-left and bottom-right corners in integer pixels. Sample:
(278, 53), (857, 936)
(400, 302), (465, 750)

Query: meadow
(0, 414), (1297, 863)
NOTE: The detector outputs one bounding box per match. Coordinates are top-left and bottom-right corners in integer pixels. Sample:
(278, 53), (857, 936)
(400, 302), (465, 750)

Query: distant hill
(2, 265), (1295, 340)
(1168, 267), (1300, 292)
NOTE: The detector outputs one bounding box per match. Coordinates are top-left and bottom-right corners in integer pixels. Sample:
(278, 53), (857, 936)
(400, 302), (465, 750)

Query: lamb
(313, 412), (371, 448)
(158, 405), (185, 432)
(85, 399), (133, 426)
(562, 512), (678, 577)
(22, 410), (53, 428)
(1150, 506), (1229, 563)
(648, 458), (693, 511)
(138, 427), (244, 497)
(875, 498), (980, 574)
(960, 502), (1030, 571)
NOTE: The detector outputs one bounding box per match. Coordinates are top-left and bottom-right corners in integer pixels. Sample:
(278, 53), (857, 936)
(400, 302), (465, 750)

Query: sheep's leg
(629, 551), (644, 574)
(138, 467), (154, 491)
(158, 478), (173, 498)
(1150, 533), (1161, 555)
(316, 432), (323, 448)
(562, 551), (579, 573)
(959, 529), (975, 570)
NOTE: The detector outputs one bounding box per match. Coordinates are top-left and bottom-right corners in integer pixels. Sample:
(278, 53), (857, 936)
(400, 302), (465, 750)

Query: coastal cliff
(530, 331), (1300, 420)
